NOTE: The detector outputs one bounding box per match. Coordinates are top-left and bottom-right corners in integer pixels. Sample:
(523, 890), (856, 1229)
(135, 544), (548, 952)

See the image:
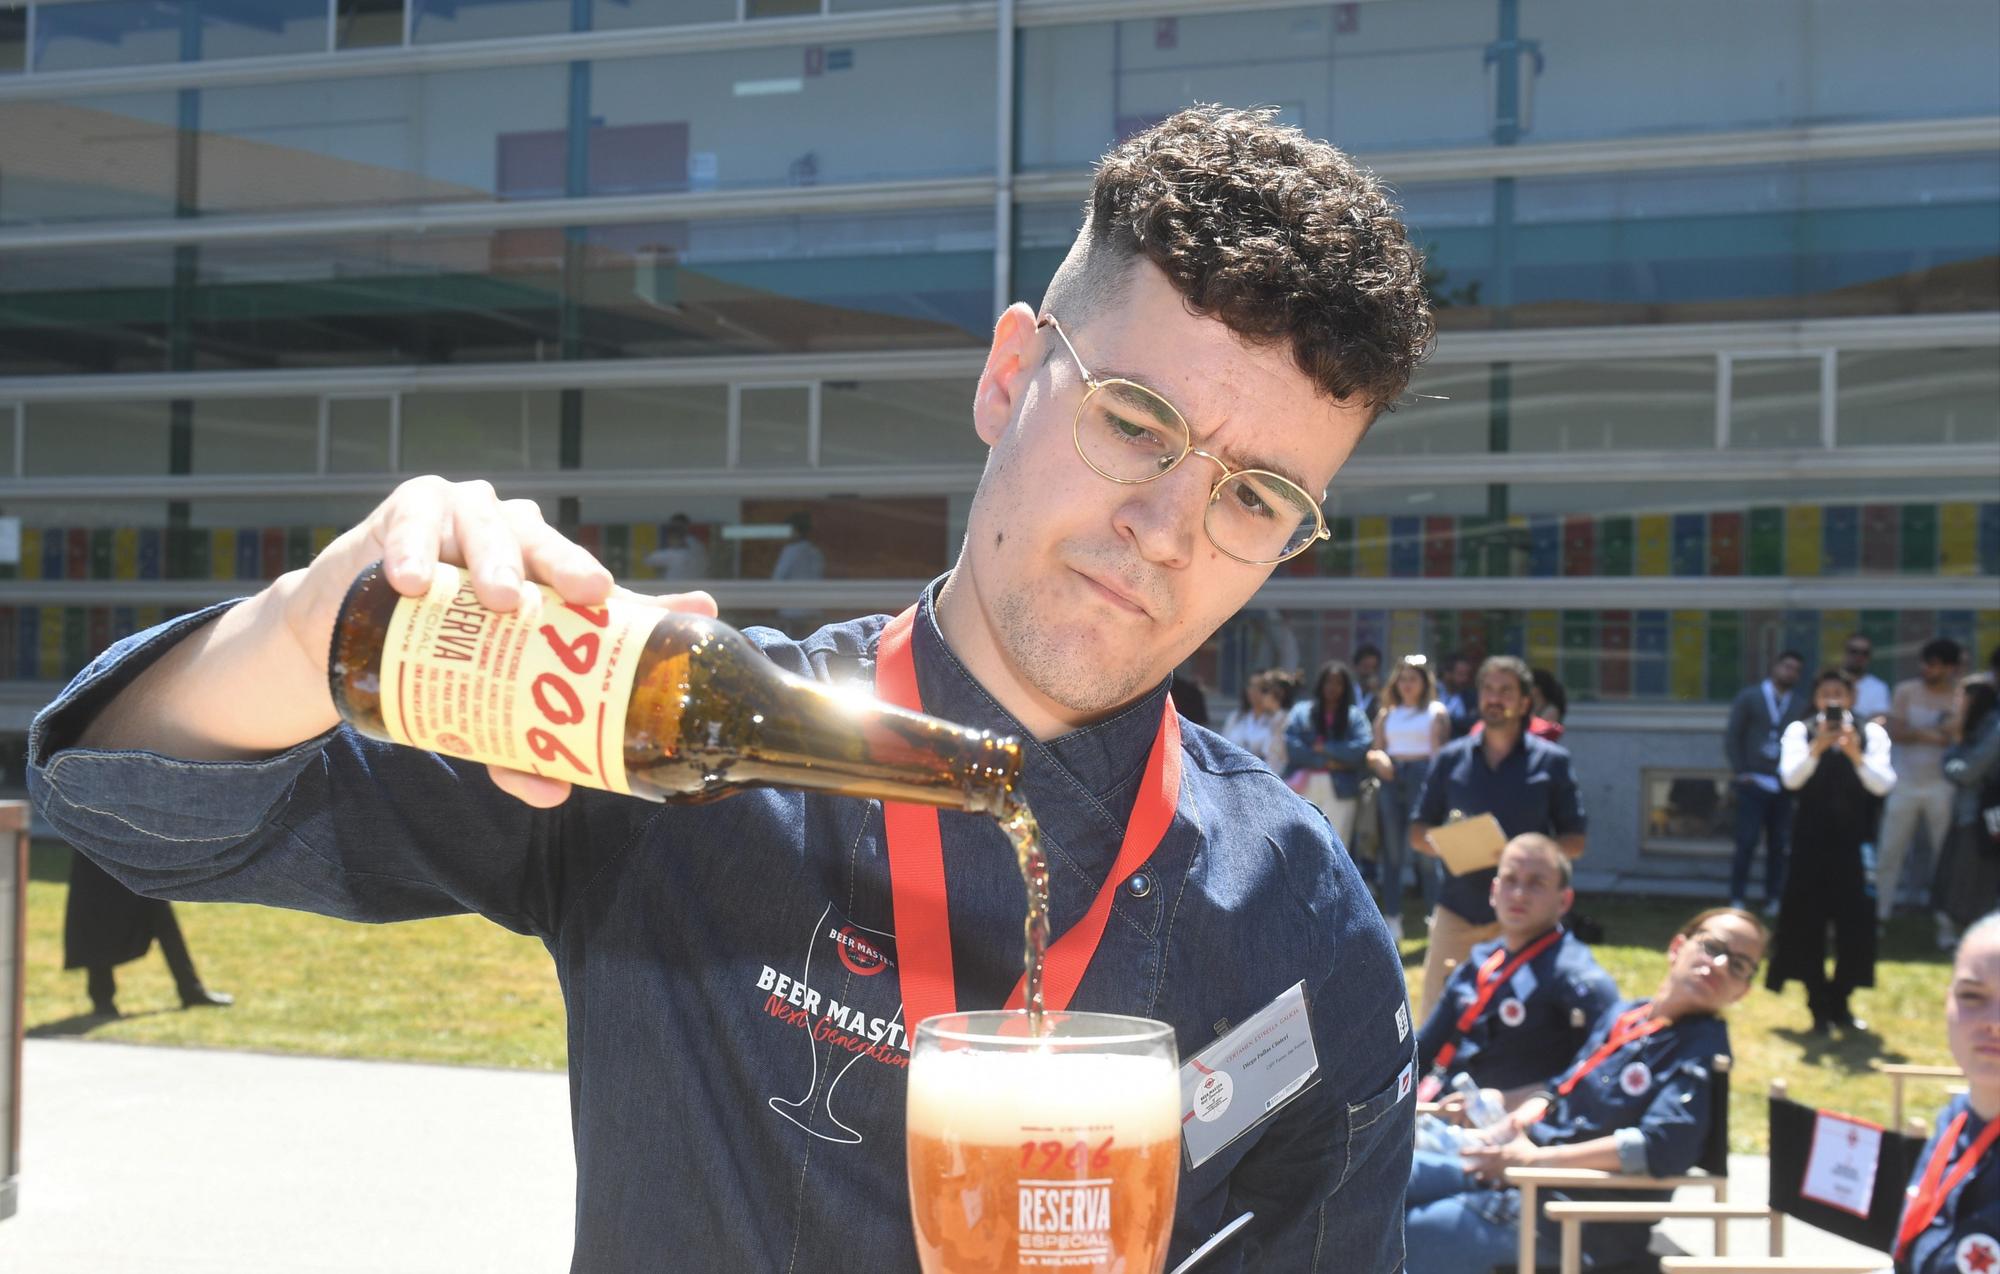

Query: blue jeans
(1375, 758), (1440, 914)
(1730, 781), (1792, 903)
(1405, 1151), (1547, 1274)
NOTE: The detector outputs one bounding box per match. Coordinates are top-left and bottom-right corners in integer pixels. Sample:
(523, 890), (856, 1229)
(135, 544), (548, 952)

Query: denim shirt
(1527, 998), (1726, 1179)
(1898, 1093), (2000, 1274)
(1413, 732), (1587, 925)
(1945, 712), (2000, 828)
(29, 583), (1414, 1274)
(1414, 928), (1620, 1093)
(1282, 700), (1374, 799)
(1527, 998), (1729, 1265)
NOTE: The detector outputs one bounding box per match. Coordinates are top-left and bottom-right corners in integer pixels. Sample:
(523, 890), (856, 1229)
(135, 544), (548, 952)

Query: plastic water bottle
(1450, 1073), (1506, 1129)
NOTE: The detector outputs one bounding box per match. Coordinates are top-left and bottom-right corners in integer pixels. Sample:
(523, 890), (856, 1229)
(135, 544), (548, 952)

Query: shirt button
(1126, 872), (1153, 899)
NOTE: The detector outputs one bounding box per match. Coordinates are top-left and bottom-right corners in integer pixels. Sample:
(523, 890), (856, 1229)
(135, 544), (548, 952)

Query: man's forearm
(1524, 1134), (1623, 1173)
(75, 573), (336, 761)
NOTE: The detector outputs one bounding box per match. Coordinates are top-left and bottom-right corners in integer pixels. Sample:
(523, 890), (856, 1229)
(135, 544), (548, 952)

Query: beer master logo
(756, 901), (909, 1144)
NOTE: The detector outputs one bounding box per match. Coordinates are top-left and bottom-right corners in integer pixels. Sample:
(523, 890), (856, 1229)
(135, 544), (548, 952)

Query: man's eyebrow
(1096, 375), (1180, 423)
(1095, 366), (1319, 495)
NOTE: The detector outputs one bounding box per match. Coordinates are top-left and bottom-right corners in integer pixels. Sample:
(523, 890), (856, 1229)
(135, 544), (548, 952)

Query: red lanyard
(873, 605), (1183, 1031)
(1552, 1005), (1669, 1100)
(1895, 1108), (2000, 1261)
(1431, 927), (1564, 1073)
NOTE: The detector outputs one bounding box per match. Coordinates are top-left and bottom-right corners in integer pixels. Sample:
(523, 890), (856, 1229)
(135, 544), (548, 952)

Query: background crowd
(1186, 633), (2000, 1269)
(1190, 634), (2000, 1024)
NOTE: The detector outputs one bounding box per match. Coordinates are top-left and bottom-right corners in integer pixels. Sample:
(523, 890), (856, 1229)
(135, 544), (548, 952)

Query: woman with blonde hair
(1367, 654), (1451, 940)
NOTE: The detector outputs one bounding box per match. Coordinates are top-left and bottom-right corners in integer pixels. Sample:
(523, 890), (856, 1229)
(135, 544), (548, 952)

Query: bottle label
(375, 564), (666, 796)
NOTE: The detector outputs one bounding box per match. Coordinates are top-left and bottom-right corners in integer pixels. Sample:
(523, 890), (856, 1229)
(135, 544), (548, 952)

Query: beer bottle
(328, 561), (1021, 813)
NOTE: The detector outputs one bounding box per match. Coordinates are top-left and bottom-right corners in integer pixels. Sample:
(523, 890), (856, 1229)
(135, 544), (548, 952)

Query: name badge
(1179, 981), (1320, 1170)
(1798, 1109), (1883, 1219)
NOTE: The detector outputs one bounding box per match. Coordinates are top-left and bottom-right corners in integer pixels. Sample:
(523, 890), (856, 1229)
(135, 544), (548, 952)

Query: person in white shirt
(1221, 669), (1291, 775)
(1769, 666), (1895, 1034)
(643, 513), (709, 582)
(1366, 654), (1451, 941)
(1840, 633), (1891, 723)
(1878, 637), (1964, 939)
(772, 512), (827, 637)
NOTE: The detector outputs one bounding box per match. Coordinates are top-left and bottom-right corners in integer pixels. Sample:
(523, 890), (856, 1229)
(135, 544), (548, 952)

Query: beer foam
(907, 1049), (1182, 1145)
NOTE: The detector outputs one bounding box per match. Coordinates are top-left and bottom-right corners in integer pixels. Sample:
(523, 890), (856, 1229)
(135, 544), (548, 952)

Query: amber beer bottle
(328, 561), (1022, 812)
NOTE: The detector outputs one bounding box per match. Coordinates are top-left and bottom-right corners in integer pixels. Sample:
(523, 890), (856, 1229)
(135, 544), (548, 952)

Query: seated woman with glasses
(1404, 907), (1767, 1274)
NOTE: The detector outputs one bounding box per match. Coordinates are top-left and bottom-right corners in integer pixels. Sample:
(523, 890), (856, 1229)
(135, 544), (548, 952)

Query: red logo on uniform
(1498, 998), (1526, 1028)
(1958, 1233), (1999, 1273)
(833, 925), (891, 976)
(1619, 1062), (1652, 1097)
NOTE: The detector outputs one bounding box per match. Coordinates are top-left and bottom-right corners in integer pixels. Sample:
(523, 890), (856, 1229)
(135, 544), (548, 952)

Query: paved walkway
(0, 1039), (574, 1273)
(1657, 1154), (1888, 1270)
(0, 1038), (1895, 1271)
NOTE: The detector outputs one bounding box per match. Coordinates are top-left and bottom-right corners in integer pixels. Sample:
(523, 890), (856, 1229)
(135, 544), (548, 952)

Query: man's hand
(1435, 1092), (1470, 1127)
(1460, 1136), (1539, 1184)
(294, 477), (719, 807)
(76, 475), (718, 808)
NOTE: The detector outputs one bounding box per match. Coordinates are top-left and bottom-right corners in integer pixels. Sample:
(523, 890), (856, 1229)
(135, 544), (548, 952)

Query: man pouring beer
(29, 107), (1433, 1272)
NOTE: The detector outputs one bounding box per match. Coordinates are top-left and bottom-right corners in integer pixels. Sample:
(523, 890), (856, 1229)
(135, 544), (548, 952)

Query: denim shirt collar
(906, 576), (1169, 870)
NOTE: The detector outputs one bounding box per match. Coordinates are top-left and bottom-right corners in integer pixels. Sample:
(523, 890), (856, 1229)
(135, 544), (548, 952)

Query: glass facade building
(2, 0), (1996, 881)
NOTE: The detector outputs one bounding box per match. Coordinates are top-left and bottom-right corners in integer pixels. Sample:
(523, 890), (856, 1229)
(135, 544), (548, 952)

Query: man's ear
(973, 302), (1041, 448)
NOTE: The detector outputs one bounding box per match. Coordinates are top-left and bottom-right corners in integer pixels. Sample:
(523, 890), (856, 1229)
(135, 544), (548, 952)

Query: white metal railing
(0, 0), (1366, 102)
(1014, 115), (2000, 195)
(0, 2), (996, 100)
(1, 317), (1992, 408)
(2, 574), (1985, 613)
(3, 117), (1991, 256)
(0, 177), (999, 253)
(2, 442), (1995, 504)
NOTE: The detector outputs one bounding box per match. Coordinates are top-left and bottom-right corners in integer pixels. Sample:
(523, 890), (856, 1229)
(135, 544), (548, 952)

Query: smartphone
(1820, 705), (1851, 731)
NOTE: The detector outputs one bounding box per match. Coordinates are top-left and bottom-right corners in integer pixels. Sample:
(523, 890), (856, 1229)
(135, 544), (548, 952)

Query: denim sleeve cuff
(1613, 1126), (1650, 1175)
(27, 598), (339, 850)
(28, 599), (246, 765)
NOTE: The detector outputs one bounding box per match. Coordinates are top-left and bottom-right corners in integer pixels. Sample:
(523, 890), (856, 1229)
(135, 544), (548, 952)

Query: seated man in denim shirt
(1405, 908), (1765, 1274)
(28, 108), (1433, 1274)
(1415, 835), (1619, 1110)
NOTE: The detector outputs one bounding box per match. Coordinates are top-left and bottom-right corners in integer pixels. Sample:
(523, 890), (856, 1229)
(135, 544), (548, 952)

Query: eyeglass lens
(1073, 380), (1320, 563)
(1697, 934), (1756, 980)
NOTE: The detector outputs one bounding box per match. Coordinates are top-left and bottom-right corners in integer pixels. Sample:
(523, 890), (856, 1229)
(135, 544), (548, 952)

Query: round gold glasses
(1039, 315), (1330, 565)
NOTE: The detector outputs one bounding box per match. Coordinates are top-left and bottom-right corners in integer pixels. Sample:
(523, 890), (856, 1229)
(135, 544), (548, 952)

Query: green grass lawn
(24, 840), (1965, 1152)
(25, 840), (566, 1069)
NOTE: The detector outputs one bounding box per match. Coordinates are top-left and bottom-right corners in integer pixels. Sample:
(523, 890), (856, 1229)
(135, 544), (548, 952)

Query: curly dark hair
(1051, 104), (1434, 418)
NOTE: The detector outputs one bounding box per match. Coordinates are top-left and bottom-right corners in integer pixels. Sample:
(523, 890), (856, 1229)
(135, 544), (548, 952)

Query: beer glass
(906, 1011), (1181, 1274)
